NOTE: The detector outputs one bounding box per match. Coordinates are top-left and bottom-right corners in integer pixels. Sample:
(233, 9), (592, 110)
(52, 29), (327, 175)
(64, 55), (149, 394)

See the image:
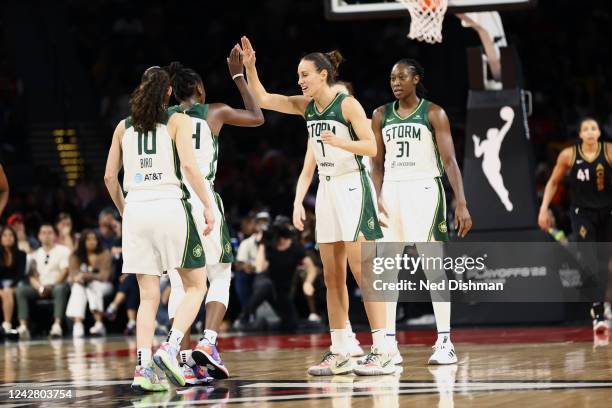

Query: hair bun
(325, 50), (344, 72)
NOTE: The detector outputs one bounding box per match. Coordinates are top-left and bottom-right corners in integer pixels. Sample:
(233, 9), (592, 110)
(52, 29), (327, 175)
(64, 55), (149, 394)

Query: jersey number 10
(137, 131), (157, 155)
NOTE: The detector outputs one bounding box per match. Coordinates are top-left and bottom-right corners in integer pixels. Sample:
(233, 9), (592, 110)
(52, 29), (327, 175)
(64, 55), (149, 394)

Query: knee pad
(205, 263), (231, 308)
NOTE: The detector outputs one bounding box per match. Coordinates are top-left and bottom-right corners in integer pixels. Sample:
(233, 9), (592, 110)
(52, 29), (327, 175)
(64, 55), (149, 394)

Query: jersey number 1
(317, 140), (326, 157)
(137, 130), (157, 155)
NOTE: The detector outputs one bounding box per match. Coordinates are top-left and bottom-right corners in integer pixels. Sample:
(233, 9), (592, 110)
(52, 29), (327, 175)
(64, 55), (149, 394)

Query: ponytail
(129, 67), (170, 133)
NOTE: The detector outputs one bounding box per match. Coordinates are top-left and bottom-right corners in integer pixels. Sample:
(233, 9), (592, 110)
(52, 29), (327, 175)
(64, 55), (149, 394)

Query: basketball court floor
(1, 326), (611, 407)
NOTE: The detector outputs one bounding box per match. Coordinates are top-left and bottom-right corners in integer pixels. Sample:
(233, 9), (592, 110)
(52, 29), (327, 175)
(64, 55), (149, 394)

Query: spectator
(1, 226), (26, 332)
(7, 213), (37, 253)
(235, 216), (317, 331)
(15, 224), (71, 339)
(55, 212), (78, 251)
(66, 230), (113, 337)
(234, 211), (269, 312)
(104, 274), (139, 335)
(95, 207), (120, 250)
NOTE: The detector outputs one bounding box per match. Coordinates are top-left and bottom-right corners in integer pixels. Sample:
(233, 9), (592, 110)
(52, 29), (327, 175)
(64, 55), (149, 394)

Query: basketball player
(104, 66), (215, 391)
(165, 46), (264, 383)
(538, 118), (612, 333)
(241, 36), (393, 376)
(371, 59), (473, 365)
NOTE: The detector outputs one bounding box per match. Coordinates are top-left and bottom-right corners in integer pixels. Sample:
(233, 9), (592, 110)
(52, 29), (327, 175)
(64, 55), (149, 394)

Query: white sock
(179, 349), (197, 367)
(437, 331), (451, 343)
(137, 348), (151, 366)
(167, 328), (184, 347)
(371, 329), (388, 353)
(432, 302), (451, 333)
(345, 320), (354, 336)
(330, 329), (348, 354)
(203, 329), (218, 345)
(127, 319), (136, 328)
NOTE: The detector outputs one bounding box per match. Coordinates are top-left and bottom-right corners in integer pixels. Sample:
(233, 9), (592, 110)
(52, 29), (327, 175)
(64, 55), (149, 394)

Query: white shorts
(187, 181), (234, 264)
(122, 199), (205, 276)
(316, 170), (383, 243)
(380, 177), (448, 242)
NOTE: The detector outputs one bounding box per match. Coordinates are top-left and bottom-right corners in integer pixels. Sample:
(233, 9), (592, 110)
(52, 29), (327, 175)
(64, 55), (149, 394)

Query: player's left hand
(203, 207), (216, 236)
(455, 203), (472, 238)
(320, 130), (345, 148)
(227, 44), (244, 78)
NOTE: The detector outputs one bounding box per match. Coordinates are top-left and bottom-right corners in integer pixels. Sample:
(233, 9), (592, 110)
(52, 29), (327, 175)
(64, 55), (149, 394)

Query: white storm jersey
(122, 115), (188, 202)
(305, 93), (365, 177)
(168, 103), (219, 183)
(380, 99), (444, 181)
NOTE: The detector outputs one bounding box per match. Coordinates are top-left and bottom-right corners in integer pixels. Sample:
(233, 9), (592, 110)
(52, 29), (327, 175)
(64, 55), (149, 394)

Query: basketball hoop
(397, 0), (448, 44)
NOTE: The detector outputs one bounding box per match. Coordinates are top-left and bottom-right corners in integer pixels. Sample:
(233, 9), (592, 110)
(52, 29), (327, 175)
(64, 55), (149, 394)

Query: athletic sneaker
(591, 303), (609, 334)
(153, 342), (185, 387)
(17, 325), (30, 340)
(72, 322), (84, 338)
(308, 313), (322, 322)
(2, 321), (11, 332)
(347, 333), (365, 357)
(125, 320), (136, 336)
(428, 338), (458, 365)
(104, 304), (117, 321)
(307, 351), (354, 376)
(89, 321), (106, 336)
(192, 338), (229, 379)
(50, 322), (63, 338)
(131, 364), (168, 392)
(353, 348), (395, 376)
(182, 364), (212, 386)
(358, 341), (402, 365)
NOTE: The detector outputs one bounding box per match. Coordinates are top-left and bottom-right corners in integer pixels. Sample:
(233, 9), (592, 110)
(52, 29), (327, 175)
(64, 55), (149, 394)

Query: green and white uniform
(379, 99), (448, 242)
(167, 104), (234, 264)
(121, 114), (205, 276)
(306, 93), (382, 243)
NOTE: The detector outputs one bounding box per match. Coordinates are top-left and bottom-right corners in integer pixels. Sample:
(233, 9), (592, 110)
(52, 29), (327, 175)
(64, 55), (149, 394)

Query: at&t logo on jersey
(193, 244), (203, 258)
(134, 173), (144, 184)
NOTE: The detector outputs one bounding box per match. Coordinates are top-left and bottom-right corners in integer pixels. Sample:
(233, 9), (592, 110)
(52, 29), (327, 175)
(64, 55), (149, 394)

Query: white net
(397, 0), (449, 44)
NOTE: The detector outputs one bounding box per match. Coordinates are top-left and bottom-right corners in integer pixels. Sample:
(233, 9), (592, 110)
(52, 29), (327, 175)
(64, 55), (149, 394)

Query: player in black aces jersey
(539, 118), (612, 333)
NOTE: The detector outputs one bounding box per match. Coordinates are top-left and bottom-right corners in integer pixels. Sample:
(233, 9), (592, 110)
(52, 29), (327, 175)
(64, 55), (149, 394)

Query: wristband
(232, 73), (244, 80)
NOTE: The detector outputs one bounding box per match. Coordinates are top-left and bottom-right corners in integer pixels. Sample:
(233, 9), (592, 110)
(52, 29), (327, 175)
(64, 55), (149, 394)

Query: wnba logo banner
(463, 89), (538, 230)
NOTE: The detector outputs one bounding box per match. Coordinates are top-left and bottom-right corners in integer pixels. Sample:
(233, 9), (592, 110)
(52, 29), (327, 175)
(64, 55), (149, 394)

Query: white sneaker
(347, 333), (365, 357)
(50, 322), (63, 338)
(2, 321), (12, 332)
(307, 351), (355, 376)
(353, 347), (395, 376)
(390, 342), (403, 365)
(428, 338), (458, 365)
(89, 322), (107, 336)
(593, 319), (609, 334)
(17, 325), (30, 340)
(308, 313), (322, 322)
(73, 322), (85, 338)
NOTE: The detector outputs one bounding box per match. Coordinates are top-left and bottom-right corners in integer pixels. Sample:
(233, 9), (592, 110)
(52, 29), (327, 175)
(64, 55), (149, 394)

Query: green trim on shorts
(427, 177), (449, 242)
(214, 192), (235, 263)
(353, 171), (384, 241)
(180, 200), (206, 268)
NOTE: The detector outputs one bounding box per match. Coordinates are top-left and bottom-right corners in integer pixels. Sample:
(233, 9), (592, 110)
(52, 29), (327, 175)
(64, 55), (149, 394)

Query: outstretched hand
(227, 44), (244, 78)
(240, 36), (256, 69)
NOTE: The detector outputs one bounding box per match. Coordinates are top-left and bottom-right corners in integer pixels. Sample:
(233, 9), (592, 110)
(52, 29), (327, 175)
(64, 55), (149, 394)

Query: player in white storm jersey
(371, 59), (472, 366)
(104, 66), (215, 391)
(241, 35), (395, 376)
(165, 46), (264, 382)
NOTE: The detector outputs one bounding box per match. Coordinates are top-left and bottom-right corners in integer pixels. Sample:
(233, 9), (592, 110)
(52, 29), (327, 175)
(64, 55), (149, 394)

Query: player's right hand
(203, 207), (216, 236)
(293, 203), (306, 231)
(537, 208), (550, 231)
(240, 36), (256, 69)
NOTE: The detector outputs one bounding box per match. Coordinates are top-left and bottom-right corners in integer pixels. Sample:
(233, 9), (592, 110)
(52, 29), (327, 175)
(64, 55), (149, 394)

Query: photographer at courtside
(234, 216), (318, 331)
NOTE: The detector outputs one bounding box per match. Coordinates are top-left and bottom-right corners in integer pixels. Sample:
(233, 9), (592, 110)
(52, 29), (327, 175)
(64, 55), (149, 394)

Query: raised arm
(241, 36), (310, 116)
(171, 113), (215, 235)
(207, 45), (265, 134)
(538, 147), (573, 230)
(429, 104), (473, 238)
(104, 121), (126, 216)
(293, 142), (317, 231)
(321, 97), (377, 157)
